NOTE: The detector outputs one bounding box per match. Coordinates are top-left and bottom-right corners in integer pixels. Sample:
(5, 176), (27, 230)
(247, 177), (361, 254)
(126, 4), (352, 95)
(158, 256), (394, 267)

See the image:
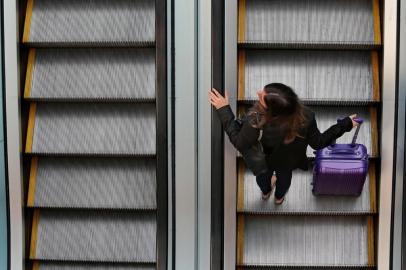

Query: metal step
(23, 0), (155, 45)
(239, 0), (381, 48)
(237, 215), (374, 267)
(32, 262), (155, 270)
(237, 267), (374, 270)
(27, 157), (156, 209)
(239, 50), (379, 103)
(30, 210), (156, 262)
(25, 103), (156, 155)
(24, 49), (155, 101)
(238, 162), (376, 215)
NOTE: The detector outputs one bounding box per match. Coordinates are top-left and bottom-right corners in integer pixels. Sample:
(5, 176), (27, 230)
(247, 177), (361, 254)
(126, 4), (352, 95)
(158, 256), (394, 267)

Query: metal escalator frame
(3, 0), (169, 269)
(223, 1), (238, 270)
(392, 0), (406, 267)
(156, 0), (168, 269)
(0, 1), (11, 268)
(3, 0), (24, 269)
(211, 0), (225, 269)
(379, 0), (399, 269)
(223, 0), (400, 268)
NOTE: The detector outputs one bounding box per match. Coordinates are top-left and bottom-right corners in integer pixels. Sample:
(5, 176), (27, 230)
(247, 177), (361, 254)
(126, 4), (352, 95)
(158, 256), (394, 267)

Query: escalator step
(32, 262), (155, 270)
(23, 0), (155, 44)
(26, 103), (156, 155)
(237, 267), (374, 269)
(30, 210), (156, 262)
(239, 0), (380, 46)
(238, 162), (376, 215)
(239, 50), (379, 103)
(24, 49), (155, 101)
(27, 158), (156, 209)
(237, 215), (374, 267)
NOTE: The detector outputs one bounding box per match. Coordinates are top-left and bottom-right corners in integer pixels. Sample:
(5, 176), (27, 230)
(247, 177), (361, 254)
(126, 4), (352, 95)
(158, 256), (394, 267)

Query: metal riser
(239, 50), (379, 102)
(27, 158), (156, 209)
(239, 0), (380, 46)
(30, 210), (156, 263)
(237, 215), (374, 267)
(23, 0), (155, 44)
(26, 103), (156, 155)
(32, 262), (155, 270)
(25, 49), (156, 100)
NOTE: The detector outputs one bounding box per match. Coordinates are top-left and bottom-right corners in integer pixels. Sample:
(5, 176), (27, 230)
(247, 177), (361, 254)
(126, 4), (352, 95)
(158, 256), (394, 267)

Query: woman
(209, 83), (358, 204)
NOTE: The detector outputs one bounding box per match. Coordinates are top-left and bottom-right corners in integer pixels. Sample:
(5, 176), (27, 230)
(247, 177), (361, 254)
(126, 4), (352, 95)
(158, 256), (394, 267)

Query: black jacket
(217, 105), (353, 173)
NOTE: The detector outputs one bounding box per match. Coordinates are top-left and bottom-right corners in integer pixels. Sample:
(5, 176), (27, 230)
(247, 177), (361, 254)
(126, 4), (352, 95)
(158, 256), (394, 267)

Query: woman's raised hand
(209, 88), (229, 109)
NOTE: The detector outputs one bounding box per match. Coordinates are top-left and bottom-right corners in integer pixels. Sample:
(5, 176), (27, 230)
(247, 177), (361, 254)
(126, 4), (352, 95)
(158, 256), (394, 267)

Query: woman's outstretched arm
(209, 88), (259, 151)
(306, 111), (359, 150)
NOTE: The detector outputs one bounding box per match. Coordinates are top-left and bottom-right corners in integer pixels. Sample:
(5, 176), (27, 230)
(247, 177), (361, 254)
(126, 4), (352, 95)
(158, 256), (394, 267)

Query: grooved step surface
(244, 0), (375, 44)
(240, 168), (373, 214)
(32, 211), (156, 262)
(240, 216), (369, 266)
(236, 266), (375, 270)
(26, 0), (155, 43)
(242, 50), (374, 102)
(34, 263), (155, 270)
(27, 49), (155, 100)
(30, 158), (156, 209)
(308, 107), (373, 157)
(30, 103), (156, 155)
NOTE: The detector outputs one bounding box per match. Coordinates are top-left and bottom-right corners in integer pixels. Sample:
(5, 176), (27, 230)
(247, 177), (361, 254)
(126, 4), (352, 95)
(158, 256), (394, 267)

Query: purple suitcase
(312, 118), (368, 196)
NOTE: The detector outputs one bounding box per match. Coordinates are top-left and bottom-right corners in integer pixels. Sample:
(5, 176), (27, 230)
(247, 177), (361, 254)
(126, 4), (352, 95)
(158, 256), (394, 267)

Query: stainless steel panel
(242, 169), (372, 214)
(33, 158), (156, 209)
(4, 0), (25, 269)
(242, 215), (368, 266)
(37, 263), (155, 270)
(245, 0), (374, 44)
(35, 211), (156, 262)
(244, 51), (373, 101)
(378, 0), (399, 268)
(29, 0), (155, 43)
(223, 0), (238, 268)
(197, 0), (212, 269)
(32, 103), (156, 155)
(174, 0), (198, 268)
(308, 107), (373, 157)
(30, 49), (155, 100)
(392, 0), (406, 267)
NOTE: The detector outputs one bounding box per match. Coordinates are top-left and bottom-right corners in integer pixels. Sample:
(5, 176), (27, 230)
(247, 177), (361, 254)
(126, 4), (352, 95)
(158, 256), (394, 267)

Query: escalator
(235, 0), (380, 268)
(21, 0), (167, 269)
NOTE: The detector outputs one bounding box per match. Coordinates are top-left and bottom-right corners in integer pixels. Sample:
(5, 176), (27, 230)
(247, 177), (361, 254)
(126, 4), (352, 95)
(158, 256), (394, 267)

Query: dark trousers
(256, 169), (293, 199)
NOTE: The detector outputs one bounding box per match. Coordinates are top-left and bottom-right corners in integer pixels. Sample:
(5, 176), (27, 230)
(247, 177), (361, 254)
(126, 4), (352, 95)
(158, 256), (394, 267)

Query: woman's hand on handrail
(209, 88), (229, 109)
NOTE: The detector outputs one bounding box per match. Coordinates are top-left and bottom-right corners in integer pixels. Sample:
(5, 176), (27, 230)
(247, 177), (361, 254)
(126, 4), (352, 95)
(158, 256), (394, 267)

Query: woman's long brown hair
(248, 83), (306, 144)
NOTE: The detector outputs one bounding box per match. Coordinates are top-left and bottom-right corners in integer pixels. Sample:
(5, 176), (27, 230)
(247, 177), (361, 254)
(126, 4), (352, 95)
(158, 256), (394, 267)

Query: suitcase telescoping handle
(332, 117), (364, 146)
